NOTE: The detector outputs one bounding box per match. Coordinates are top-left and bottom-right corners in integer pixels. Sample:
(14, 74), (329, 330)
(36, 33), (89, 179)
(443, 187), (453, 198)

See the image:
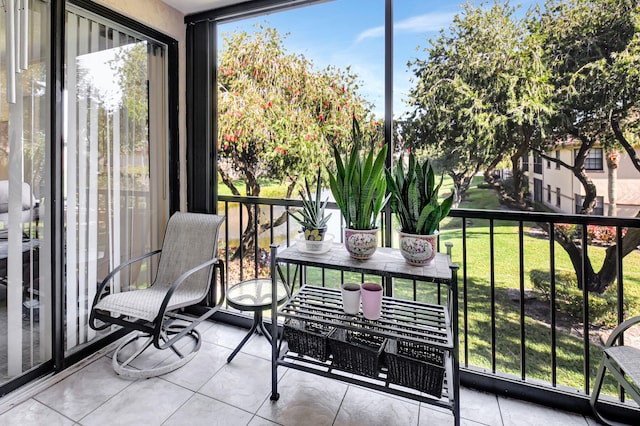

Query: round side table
(225, 278), (288, 363)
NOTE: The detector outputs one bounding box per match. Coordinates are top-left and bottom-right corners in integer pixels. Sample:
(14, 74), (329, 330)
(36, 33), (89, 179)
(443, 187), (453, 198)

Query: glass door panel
(0, 0), (51, 384)
(64, 6), (169, 353)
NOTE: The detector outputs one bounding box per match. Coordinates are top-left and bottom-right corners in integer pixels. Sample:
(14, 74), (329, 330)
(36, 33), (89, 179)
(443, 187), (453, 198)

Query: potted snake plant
(385, 152), (454, 265)
(288, 169), (332, 251)
(328, 117), (389, 259)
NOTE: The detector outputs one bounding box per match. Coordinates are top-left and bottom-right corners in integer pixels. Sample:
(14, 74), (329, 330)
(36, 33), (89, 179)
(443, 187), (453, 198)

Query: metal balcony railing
(217, 194), (640, 421)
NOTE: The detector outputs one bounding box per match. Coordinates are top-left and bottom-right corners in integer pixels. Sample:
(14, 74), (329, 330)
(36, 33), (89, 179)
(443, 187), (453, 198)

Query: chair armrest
(156, 257), (222, 321)
(91, 249), (163, 309)
(604, 316), (640, 347)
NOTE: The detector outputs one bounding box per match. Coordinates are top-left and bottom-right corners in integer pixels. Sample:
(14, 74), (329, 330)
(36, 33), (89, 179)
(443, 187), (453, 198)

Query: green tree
(406, 1), (554, 205)
(217, 25), (374, 257)
(534, 0), (640, 293)
(534, 0), (638, 214)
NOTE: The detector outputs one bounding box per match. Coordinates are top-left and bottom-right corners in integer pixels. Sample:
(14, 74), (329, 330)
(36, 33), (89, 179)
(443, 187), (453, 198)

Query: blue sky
(219, 0), (540, 118)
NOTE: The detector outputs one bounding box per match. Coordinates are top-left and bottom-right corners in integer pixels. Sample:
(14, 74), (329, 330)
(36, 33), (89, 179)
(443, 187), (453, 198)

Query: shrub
(586, 225), (627, 246)
(530, 269), (638, 326)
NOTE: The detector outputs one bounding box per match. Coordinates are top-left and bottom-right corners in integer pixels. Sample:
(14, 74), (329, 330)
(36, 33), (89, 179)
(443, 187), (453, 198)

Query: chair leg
(112, 329), (201, 379)
(590, 354), (608, 424)
(590, 355), (637, 426)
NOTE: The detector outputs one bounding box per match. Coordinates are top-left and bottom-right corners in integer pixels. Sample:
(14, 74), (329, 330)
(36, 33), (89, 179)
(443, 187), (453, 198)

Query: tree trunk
(510, 144), (527, 206)
(449, 172), (465, 207)
(571, 134), (597, 214)
(606, 150), (619, 216)
(484, 151), (506, 187)
(611, 113), (640, 174)
(539, 212), (640, 294)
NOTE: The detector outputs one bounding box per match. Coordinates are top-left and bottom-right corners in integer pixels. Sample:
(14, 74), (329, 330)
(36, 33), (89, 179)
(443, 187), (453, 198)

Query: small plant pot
(344, 228), (378, 260)
(303, 227), (327, 252)
(303, 227), (327, 241)
(398, 231), (437, 266)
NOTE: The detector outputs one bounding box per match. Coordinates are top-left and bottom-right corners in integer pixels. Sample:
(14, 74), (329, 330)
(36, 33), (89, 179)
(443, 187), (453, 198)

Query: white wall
(527, 148), (640, 217)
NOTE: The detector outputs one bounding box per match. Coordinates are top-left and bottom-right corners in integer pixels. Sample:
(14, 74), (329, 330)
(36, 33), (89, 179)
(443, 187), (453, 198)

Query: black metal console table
(269, 243), (460, 425)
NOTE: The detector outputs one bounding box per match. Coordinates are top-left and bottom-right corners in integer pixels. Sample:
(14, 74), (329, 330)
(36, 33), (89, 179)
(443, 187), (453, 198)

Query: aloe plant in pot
(385, 152), (454, 265)
(288, 169), (333, 251)
(328, 118), (389, 259)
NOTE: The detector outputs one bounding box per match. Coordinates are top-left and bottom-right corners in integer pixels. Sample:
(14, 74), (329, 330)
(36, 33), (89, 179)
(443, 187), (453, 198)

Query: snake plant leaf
(288, 168), (332, 230)
(326, 117), (388, 230)
(386, 151), (454, 235)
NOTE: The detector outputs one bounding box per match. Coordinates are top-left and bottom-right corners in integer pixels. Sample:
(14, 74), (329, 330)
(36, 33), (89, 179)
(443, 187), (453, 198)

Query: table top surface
(276, 243), (457, 283)
(226, 278), (288, 310)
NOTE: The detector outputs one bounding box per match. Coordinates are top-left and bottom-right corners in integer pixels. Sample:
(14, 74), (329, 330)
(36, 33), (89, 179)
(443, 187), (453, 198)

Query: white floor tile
(257, 369), (348, 426)
(458, 387), (503, 425)
(199, 352), (278, 413)
(0, 399), (75, 426)
(247, 416), (282, 426)
(34, 357), (132, 421)
(79, 377), (192, 426)
(334, 385), (419, 426)
(163, 393), (253, 426)
(201, 322), (249, 349)
(160, 341), (231, 391)
(498, 396), (589, 426)
(240, 332), (274, 361)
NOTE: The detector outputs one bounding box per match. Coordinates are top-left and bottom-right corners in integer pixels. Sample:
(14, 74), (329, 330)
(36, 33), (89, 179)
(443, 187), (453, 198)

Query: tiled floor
(0, 321), (604, 426)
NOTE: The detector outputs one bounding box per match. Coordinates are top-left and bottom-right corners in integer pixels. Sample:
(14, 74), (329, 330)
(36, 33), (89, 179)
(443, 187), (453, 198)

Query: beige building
(524, 146), (640, 217)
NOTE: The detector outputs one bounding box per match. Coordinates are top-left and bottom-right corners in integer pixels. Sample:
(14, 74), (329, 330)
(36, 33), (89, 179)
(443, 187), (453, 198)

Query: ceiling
(161, 0), (251, 15)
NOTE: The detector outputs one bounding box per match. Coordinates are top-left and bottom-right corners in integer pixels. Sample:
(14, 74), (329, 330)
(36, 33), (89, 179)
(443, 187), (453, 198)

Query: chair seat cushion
(94, 285), (207, 322)
(605, 345), (640, 386)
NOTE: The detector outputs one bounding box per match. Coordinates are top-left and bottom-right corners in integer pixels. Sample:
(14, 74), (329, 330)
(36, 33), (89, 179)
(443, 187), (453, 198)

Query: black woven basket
(284, 318), (334, 362)
(328, 328), (386, 378)
(385, 339), (446, 398)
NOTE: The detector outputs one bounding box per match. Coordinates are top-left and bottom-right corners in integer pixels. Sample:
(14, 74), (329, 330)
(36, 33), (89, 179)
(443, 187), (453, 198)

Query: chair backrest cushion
(153, 212), (225, 303)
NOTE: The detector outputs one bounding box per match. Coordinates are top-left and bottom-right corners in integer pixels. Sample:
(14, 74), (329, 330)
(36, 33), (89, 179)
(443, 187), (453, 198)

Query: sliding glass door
(0, 0), (51, 385)
(63, 5), (170, 354)
(0, 0), (176, 391)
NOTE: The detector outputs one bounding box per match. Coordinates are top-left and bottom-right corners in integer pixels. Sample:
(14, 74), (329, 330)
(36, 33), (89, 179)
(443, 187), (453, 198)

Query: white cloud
(356, 12), (456, 43)
(355, 26), (384, 43)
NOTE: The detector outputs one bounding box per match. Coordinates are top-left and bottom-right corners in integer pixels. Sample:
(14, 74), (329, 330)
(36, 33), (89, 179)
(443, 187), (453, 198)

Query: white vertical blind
(65, 13), (79, 350)
(7, 71), (24, 375)
(63, 8), (168, 352)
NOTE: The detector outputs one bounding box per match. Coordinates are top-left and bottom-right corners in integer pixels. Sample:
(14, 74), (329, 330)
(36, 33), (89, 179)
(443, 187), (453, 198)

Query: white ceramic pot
(398, 231), (437, 266)
(344, 228), (378, 260)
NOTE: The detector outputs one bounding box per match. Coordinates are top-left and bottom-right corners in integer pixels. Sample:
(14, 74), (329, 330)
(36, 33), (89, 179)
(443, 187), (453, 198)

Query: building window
(555, 151), (561, 169)
(522, 154), (529, 172)
(547, 185), (551, 203)
(534, 179), (543, 202)
(575, 195), (604, 215)
(533, 152), (542, 174)
(576, 148), (604, 170)
(556, 188), (561, 207)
